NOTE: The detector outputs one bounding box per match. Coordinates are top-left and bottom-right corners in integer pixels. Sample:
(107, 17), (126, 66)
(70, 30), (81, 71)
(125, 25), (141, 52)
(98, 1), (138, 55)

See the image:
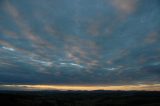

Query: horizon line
(0, 84), (160, 91)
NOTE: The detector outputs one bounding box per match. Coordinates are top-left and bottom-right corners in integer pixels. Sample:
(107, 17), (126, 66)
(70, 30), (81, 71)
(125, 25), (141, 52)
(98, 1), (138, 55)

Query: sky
(0, 0), (160, 91)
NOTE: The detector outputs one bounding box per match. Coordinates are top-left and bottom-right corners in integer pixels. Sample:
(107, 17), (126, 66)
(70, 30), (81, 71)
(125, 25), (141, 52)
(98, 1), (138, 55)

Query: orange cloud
(144, 32), (159, 44)
(111, 0), (137, 14)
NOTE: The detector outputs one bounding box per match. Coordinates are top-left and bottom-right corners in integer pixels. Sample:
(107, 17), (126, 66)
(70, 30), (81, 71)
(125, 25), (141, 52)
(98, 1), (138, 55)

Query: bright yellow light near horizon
(1, 84), (160, 91)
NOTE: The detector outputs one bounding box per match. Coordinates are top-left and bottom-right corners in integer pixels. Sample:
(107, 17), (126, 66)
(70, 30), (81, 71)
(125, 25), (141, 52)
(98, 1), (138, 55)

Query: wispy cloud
(60, 62), (84, 68)
(2, 46), (15, 52)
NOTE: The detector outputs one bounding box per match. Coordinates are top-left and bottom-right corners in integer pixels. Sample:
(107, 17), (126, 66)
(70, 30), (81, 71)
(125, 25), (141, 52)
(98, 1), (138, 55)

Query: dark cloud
(0, 0), (160, 88)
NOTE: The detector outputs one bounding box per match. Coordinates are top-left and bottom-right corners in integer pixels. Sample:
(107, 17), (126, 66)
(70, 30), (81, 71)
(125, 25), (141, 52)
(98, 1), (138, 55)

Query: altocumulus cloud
(0, 0), (160, 90)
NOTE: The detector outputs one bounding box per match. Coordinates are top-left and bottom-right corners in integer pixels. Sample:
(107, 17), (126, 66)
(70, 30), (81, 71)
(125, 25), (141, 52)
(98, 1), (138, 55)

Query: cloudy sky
(0, 0), (160, 91)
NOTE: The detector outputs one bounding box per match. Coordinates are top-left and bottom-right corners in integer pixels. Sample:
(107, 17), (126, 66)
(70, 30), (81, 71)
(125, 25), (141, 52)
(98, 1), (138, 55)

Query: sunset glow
(1, 84), (160, 91)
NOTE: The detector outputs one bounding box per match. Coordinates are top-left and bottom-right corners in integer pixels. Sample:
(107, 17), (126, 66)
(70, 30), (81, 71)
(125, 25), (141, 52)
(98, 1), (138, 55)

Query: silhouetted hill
(0, 90), (160, 106)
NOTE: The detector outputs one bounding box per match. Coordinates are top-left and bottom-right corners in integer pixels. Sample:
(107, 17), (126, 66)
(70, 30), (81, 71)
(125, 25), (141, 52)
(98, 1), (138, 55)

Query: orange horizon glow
(1, 84), (160, 91)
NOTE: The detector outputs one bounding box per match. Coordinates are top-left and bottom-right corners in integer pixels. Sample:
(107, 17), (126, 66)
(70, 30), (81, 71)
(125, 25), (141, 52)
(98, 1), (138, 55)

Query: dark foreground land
(0, 90), (160, 106)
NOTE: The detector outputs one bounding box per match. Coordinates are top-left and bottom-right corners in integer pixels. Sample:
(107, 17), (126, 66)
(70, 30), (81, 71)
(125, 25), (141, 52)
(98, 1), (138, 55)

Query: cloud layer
(0, 0), (160, 89)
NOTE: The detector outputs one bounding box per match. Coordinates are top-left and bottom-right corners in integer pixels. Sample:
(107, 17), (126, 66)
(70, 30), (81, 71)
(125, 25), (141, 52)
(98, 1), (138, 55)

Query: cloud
(0, 0), (160, 89)
(60, 63), (84, 68)
(29, 57), (53, 67)
(110, 0), (138, 14)
(144, 31), (159, 44)
(2, 46), (15, 51)
(103, 67), (120, 71)
(60, 62), (84, 68)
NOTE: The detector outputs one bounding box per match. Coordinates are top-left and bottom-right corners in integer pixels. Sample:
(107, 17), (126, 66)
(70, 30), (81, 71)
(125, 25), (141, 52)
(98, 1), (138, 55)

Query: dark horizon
(0, 90), (160, 106)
